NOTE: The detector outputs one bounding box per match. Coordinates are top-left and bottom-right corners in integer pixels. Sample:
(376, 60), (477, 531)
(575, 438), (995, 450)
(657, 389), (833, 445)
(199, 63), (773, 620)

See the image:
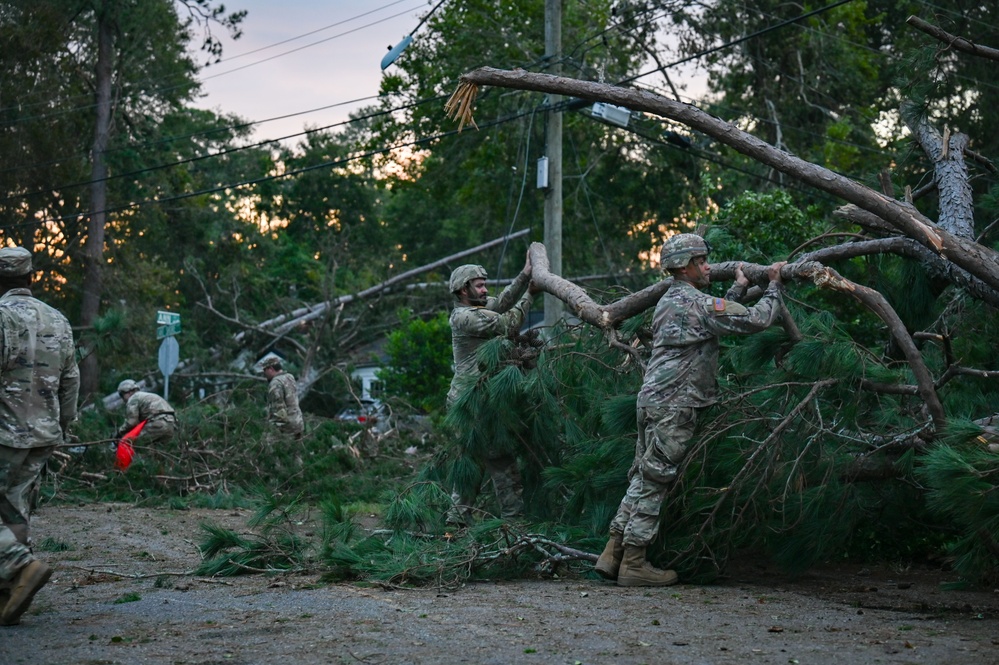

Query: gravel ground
(3, 503), (999, 665)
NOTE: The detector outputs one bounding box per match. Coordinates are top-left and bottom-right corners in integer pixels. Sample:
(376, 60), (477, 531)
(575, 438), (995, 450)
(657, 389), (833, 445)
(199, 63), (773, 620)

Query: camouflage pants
(262, 429), (305, 469)
(451, 452), (524, 520)
(610, 405), (699, 547)
(263, 427), (303, 447)
(138, 417), (178, 446)
(0, 445), (54, 582)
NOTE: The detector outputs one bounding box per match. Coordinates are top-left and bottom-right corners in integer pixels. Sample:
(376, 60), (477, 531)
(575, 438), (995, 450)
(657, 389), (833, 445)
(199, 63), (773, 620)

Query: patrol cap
(261, 356), (282, 370)
(0, 247), (32, 277)
(117, 379), (139, 396)
(449, 264), (488, 294)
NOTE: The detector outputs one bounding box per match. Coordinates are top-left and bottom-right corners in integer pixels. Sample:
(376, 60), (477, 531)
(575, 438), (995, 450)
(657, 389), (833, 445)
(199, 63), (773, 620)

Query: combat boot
(594, 531), (624, 580)
(616, 546), (678, 587)
(1, 560), (52, 625)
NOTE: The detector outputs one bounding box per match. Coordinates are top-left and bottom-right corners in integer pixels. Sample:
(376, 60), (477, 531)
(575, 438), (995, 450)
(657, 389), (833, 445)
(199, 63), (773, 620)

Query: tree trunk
(80, 5), (114, 399)
(902, 101), (975, 239)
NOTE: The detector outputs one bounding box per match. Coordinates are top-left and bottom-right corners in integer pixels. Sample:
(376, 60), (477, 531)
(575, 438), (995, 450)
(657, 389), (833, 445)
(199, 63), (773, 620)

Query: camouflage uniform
(122, 391), (177, 445)
(447, 279), (533, 406)
(448, 268), (532, 519)
(611, 278), (785, 547)
(267, 371), (304, 438)
(0, 263), (80, 586)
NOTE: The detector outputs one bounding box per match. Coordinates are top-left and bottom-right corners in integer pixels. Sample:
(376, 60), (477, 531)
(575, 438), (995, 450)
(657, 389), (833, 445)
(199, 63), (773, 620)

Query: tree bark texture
(902, 101), (975, 239)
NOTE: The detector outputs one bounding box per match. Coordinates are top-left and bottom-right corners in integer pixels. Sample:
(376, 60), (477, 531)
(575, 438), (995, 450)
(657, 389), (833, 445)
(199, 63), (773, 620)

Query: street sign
(158, 336), (179, 377)
(156, 310), (180, 326)
(158, 335), (180, 400)
(156, 322), (181, 339)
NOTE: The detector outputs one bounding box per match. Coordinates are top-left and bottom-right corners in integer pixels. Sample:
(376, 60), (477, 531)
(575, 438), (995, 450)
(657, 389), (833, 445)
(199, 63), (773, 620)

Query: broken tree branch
(450, 68), (999, 296)
(906, 15), (999, 63)
(234, 228), (532, 345)
(832, 206), (999, 308)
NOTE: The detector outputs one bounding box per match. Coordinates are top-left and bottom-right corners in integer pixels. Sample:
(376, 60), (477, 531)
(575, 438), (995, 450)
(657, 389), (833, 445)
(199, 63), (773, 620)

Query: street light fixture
(381, 34), (414, 70)
(380, 0), (448, 70)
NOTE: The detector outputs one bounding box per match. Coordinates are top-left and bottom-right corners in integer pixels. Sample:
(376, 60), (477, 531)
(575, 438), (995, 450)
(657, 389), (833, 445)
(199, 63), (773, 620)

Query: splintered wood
(444, 80), (479, 131)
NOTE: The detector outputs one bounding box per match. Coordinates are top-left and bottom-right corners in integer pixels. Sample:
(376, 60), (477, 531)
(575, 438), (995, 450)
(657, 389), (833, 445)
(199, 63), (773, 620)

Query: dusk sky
(191, 1), (708, 147)
(192, 0), (429, 144)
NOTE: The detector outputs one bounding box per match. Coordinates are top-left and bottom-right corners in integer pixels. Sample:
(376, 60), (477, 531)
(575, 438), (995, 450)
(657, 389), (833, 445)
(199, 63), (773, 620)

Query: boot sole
(617, 573), (678, 587)
(1, 562), (53, 626)
(594, 562), (620, 580)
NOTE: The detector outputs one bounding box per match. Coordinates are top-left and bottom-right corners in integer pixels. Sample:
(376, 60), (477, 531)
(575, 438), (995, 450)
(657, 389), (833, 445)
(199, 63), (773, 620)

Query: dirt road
(3, 503), (998, 664)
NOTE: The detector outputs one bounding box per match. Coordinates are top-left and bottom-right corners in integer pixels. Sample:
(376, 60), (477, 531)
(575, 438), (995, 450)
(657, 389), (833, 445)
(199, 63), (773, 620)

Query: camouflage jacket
(267, 371), (304, 434)
(636, 279), (784, 409)
(448, 277), (532, 406)
(124, 391), (175, 429)
(0, 288), (80, 449)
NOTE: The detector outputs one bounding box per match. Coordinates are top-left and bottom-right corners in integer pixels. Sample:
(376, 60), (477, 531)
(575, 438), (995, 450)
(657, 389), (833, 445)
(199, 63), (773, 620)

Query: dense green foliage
(378, 310), (453, 413)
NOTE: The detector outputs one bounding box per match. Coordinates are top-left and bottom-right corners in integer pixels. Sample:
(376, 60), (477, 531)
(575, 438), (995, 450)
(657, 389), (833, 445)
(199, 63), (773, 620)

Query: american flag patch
(713, 298), (725, 312)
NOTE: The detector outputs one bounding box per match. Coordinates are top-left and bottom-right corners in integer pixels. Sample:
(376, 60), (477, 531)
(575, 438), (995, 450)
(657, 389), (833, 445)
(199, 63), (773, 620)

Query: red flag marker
(115, 420), (147, 470)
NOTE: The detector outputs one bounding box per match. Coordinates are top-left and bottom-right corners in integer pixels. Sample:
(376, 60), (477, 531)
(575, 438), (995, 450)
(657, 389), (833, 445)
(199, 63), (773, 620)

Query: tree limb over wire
(906, 15), (999, 63)
(447, 68), (999, 296)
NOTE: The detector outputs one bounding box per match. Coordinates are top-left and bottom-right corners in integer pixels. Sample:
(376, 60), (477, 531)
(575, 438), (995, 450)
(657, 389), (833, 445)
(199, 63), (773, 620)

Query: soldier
(117, 379), (178, 446)
(595, 234), (786, 586)
(447, 253), (538, 520)
(0, 246), (79, 626)
(262, 356), (304, 439)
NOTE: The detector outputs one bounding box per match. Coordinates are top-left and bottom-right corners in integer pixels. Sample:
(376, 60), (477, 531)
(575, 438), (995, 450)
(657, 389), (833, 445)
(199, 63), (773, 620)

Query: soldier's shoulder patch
(713, 298), (726, 312)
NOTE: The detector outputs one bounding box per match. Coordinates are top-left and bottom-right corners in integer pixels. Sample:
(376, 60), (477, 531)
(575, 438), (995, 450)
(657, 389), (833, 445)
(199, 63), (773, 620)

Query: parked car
(335, 398), (391, 433)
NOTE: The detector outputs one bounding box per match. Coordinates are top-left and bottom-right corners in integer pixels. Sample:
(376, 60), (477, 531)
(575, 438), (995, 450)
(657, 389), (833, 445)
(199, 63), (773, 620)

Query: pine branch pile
(193, 484), (595, 588)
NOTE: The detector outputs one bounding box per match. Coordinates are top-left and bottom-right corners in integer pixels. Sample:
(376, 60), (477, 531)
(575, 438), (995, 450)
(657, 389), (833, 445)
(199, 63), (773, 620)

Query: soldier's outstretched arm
(490, 249), (534, 313)
(708, 276), (786, 336)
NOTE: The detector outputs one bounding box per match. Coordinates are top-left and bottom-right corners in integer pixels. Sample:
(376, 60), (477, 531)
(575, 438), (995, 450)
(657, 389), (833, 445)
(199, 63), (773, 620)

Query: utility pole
(543, 0), (564, 327)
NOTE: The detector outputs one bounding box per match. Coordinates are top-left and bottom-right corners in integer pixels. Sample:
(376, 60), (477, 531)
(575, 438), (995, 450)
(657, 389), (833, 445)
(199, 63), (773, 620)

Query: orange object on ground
(115, 420), (147, 470)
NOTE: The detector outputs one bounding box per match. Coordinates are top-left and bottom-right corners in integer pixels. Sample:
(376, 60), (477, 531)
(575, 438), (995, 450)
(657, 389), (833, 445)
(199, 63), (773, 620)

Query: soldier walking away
(262, 356), (304, 439)
(446, 252), (538, 521)
(116, 379), (178, 446)
(0, 246), (80, 625)
(595, 234), (786, 586)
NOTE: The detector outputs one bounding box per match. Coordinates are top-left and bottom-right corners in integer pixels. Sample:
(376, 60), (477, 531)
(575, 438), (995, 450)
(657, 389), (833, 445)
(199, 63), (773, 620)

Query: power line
(4, 105), (539, 231)
(619, 0), (858, 86)
(0, 95), (443, 204)
(212, 0), (417, 64)
(0, 1), (423, 126)
(0, 6), (585, 195)
(5, 83), (857, 237)
(197, 6), (420, 84)
(0, 94), (383, 178)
